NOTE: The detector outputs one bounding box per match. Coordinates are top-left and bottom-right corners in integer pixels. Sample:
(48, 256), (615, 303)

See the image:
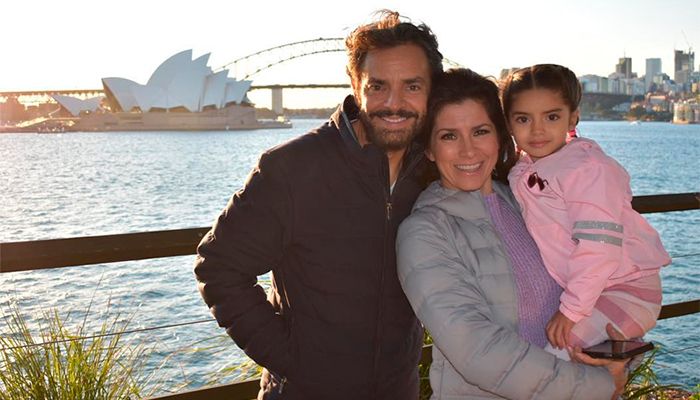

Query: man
(194, 10), (443, 400)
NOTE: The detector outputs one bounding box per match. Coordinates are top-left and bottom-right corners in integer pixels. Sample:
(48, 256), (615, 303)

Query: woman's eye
(439, 132), (456, 140)
(474, 129), (490, 136)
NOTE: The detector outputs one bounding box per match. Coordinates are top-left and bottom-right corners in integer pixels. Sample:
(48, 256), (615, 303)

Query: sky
(2, 0), (699, 108)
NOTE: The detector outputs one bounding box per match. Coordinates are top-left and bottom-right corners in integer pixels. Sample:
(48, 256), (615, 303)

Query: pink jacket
(509, 137), (670, 323)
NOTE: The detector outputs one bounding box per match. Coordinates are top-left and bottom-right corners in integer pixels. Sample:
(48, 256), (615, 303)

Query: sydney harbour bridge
(0, 37), (626, 116)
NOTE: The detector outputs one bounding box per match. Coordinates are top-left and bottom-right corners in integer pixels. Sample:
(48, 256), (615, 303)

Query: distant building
(43, 50), (290, 131)
(580, 74), (609, 93)
(674, 49), (695, 86)
(645, 58), (662, 91)
(616, 57), (633, 79)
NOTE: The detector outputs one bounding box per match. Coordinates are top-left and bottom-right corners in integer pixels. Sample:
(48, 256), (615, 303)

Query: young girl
(501, 64), (671, 356)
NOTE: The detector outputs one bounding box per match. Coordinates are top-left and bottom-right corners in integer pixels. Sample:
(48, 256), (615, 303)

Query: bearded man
(194, 10), (443, 399)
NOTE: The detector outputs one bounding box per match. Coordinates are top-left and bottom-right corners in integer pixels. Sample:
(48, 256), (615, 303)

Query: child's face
(507, 88), (579, 161)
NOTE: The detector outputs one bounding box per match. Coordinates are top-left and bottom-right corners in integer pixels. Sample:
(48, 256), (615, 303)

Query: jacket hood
(413, 180), (519, 220)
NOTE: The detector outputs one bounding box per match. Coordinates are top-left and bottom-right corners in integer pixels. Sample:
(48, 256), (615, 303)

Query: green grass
(0, 303), (151, 400)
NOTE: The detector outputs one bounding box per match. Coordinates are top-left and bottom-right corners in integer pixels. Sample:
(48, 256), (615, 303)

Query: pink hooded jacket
(509, 137), (670, 323)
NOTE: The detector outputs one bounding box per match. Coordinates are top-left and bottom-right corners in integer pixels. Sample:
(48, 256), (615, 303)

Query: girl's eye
(547, 114), (560, 121)
(514, 116), (528, 124)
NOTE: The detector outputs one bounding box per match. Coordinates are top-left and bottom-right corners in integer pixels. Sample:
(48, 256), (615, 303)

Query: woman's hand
(570, 324), (630, 400)
(546, 310), (575, 349)
(571, 349), (627, 400)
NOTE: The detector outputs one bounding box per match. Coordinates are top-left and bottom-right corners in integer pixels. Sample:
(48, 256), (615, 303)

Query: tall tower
(616, 57), (632, 79)
(674, 49), (695, 85)
(645, 58), (662, 91)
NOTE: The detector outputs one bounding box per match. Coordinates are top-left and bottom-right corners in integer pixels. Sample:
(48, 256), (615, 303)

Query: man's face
(353, 44), (431, 151)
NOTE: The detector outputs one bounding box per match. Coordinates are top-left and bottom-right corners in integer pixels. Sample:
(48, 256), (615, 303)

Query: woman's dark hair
(345, 10), (443, 88)
(420, 68), (516, 184)
(501, 64), (582, 121)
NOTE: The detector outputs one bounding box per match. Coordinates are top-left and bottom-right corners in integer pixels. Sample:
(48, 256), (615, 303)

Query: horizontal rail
(0, 228), (209, 272)
(2, 192), (698, 273)
(631, 192), (700, 214)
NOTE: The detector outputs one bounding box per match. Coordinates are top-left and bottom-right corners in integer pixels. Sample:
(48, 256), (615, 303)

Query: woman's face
(426, 99), (499, 194)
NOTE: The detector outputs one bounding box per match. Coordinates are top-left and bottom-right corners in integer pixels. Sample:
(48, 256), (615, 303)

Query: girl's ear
(569, 109), (581, 131)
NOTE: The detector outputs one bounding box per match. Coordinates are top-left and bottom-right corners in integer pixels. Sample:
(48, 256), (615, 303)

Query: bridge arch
(218, 37), (463, 80)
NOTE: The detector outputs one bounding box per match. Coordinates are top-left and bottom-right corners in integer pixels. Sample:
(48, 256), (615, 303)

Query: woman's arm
(397, 211), (615, 400)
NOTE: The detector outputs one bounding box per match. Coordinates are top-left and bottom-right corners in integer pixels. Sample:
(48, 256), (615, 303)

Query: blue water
(1, 120), (698, 393)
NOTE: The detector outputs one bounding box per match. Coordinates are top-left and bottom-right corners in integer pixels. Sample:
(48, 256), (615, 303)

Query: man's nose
(384, 87), (404, 110)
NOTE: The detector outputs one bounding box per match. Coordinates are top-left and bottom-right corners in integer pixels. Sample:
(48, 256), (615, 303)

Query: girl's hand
(546, 310), (575, 349)
(571, 348), (628, 400)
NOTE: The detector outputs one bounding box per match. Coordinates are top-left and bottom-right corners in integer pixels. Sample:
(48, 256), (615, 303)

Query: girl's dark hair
(501, 64), (582, 121)
(420, 68), (517, 184)
(345, 10), (443, 88)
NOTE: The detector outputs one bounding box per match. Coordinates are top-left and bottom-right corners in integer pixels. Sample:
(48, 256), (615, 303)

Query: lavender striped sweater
(483, 192), (562, 348)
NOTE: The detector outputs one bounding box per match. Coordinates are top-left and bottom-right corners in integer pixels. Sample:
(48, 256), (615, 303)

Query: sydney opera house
(53, 50), (289, 131)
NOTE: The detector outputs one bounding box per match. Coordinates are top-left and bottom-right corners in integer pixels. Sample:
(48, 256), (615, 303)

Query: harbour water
(1, 120), (699, 394)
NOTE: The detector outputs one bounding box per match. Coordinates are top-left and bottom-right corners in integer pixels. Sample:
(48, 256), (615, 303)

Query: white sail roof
(52, 95), (104, 116)
(102, 50), (252, 113)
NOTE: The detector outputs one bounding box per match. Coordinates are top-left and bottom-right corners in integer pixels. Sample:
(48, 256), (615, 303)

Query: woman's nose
(458, 138), (475, 157)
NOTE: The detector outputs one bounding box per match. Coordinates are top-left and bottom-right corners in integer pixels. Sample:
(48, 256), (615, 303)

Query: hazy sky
(2, 0), (698, 108)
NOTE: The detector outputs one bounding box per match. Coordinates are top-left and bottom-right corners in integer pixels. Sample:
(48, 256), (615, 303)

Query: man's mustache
(369, 109), (418, 119)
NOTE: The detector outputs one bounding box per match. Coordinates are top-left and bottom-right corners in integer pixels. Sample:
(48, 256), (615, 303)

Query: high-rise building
(616, 57), (632, 79)
(674, 49), (695, 85)
(645, 58), (662, 91)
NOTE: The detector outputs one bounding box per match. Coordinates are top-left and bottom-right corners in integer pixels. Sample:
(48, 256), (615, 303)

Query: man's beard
(359, 109), (424, 151)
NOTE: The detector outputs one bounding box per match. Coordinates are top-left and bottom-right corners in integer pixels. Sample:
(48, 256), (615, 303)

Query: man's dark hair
(345, 10), (443, 89)
(422, 68), (517, 184)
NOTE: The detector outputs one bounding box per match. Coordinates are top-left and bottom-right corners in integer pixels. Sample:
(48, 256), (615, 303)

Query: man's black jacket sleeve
(194, 150), (295, 376)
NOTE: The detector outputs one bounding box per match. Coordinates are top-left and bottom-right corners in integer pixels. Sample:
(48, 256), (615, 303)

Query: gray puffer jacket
(396, 181), (614, 399)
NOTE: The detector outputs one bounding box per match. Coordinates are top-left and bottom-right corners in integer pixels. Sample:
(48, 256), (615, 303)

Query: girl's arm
(396, 212), (615, 400)
(559, 159), (629, 323)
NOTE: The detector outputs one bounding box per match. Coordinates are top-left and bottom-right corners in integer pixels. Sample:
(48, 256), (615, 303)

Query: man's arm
(194, 150), (296, 376)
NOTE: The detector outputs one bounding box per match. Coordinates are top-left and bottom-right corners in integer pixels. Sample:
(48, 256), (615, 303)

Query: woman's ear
(425, 148), (435, 162)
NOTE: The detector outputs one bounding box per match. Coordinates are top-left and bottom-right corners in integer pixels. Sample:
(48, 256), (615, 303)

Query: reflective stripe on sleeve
(572, 232), (623, 246)
(573, 220), (623, 233)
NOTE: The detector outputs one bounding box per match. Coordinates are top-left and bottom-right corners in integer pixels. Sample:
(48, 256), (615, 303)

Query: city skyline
(2, 0), (699, 108)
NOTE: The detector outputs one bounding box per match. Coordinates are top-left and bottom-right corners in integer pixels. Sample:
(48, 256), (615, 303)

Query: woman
(396, 68), (626, 399)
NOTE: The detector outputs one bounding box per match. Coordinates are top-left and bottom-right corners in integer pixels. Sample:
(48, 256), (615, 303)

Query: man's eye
(408, 84), (421, 92)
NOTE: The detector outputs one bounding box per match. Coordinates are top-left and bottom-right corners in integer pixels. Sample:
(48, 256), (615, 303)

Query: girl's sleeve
(396, 212), (614, 399)
(558, 159), (630, 322)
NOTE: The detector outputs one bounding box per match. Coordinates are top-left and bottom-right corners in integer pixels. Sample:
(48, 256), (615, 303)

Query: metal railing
(1, 192), (699, 400)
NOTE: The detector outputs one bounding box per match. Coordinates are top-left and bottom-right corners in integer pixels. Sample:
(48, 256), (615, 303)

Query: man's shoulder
(265, 120), (340, 159)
